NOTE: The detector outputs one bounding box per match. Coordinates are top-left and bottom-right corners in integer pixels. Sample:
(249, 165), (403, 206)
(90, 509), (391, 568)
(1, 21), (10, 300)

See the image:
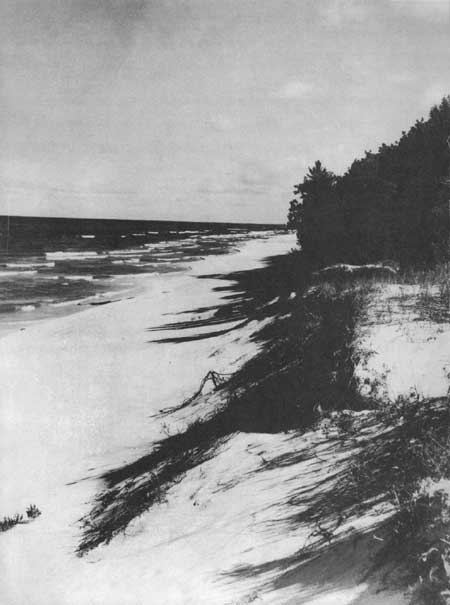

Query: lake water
(0, 215), (284, 332)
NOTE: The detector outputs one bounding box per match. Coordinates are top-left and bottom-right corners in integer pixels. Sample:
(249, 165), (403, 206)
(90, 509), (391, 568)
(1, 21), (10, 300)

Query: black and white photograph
(1, 1), (450, 603)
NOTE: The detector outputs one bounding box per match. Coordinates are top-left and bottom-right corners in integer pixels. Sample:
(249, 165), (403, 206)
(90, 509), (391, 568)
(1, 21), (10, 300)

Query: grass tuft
(1, 504), (41, 533)
(0, 513), (24, 532)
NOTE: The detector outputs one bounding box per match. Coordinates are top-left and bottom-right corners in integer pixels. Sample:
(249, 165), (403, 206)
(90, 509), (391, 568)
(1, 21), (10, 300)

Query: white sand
(0, 232), (306, 605)
(2, 240), (428, 605)
(356, 283), (450, 400)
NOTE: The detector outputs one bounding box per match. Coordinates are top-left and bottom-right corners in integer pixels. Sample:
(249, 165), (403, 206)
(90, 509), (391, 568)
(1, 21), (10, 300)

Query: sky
(1, 0), (450, 223)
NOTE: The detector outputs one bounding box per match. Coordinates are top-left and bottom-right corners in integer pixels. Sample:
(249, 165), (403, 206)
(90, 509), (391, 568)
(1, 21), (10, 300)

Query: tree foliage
(288, 97), (450, 268)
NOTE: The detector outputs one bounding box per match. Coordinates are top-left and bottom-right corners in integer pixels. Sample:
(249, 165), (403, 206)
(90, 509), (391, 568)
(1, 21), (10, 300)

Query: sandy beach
(3, 231), (450, 605)
(0, 232), (296, 605)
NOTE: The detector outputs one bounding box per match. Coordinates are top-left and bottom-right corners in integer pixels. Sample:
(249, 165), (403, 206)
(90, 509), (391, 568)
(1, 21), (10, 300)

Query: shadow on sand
(76, 250), (450, 605)
(147, 251), (307, 344)
(220, 395), (450, 603)
(77, 251), (368, 555)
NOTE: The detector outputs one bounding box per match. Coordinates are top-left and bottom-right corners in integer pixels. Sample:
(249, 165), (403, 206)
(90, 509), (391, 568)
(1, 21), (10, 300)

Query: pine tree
(288, 96), (450, 268)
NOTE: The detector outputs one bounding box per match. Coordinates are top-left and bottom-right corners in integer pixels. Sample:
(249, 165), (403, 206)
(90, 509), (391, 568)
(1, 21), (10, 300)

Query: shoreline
(3, 232), (447, 604)
(0, 230), (286, 340)
(0, 231), (296, 604)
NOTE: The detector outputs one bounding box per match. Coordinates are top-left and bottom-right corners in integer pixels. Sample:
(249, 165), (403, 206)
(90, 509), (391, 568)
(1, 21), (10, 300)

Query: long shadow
(223, 525), (389, 597)
(76, 249), (450, 601)
(222, 395), (450, 598)
(150, 320), (250, 344)
(147, 251), (308, 344)
(78, 252), (368, 554)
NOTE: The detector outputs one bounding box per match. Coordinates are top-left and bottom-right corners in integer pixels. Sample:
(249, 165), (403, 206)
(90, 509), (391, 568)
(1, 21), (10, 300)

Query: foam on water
(46, 251), (109, 261)
(6, 261), (55, 268)
(0, 220), (285, 331)
(0, 270), (38, 277)
(20, 305), (37, 312)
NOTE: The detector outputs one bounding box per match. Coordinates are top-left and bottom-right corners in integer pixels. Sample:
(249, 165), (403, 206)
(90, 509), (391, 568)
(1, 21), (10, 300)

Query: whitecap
(47, 251), (107, 261)
(0, 270), (38, 277)
(20, 305), (36, 312)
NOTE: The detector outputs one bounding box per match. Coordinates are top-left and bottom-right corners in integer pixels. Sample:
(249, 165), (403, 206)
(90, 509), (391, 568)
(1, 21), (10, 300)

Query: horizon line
(0, 213), (286, 228)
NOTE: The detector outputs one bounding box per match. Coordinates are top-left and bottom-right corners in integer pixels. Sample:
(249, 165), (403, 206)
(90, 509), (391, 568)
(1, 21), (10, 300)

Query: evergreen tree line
(288, 97), (450, 268)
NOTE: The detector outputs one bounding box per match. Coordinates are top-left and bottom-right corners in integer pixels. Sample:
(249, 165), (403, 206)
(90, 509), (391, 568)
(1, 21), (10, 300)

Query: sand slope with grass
(0, 233), (291, 603)
(2, 238), (450, 605)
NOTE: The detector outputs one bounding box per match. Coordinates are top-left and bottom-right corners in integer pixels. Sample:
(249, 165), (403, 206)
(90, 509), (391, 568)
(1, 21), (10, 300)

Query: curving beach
(0, 231), (296, 604)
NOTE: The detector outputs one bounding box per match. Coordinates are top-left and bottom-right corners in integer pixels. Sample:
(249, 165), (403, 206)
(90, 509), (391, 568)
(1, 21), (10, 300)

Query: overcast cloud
(1, 0), (449, 222)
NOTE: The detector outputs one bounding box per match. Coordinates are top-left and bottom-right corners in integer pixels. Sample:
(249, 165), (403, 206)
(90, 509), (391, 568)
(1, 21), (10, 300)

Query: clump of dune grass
(1, 513), (24, 532)
(396, 262), (450, 323)
(26, 504), (41, 519)
(1, 504), (42, 533)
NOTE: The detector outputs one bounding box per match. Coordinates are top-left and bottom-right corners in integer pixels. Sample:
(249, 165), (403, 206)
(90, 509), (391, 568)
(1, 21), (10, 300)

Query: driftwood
(158, 370), (232, 415)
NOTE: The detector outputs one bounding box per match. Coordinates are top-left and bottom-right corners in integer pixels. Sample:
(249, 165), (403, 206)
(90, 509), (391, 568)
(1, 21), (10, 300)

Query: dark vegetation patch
(1, 504), (41, 533)
(287, 97), (450, 269)
(1, 513), (24, 532)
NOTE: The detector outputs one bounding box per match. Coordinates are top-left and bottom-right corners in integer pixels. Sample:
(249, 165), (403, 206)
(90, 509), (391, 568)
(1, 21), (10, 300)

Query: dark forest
(288, 96), (450, 268)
